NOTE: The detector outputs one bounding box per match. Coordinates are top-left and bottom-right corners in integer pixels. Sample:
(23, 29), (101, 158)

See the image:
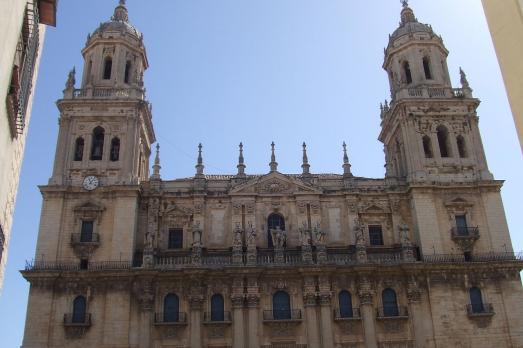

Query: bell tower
(51, 0), (155, 188)
(379, 1), (492, 183)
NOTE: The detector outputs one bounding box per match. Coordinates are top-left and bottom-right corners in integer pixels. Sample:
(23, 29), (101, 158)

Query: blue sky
(1, 0), (522, 346)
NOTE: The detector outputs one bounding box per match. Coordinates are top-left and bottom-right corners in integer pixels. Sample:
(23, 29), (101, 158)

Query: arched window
(267, 213), (285, 248)
(90, 126), (105, 160)
(436, 125), (451, 158)
(124, 61), (131, 84)
(273, 291), (291, 320)
(403, 61), (412, 84)
(74, 137), (84, 161)
(457, 135), (467, 158)
(103, 57), (112, 80)
(72, 296), (87, 323)
(110, 137), (120, 162)
(338, 290), (353, 318)
(163, 293), (180, 322)
(382, 288), (399, 317)
(469, 287), (484, 313)
(422, 135), (433, 158)
(423, 57), (432, 79)
(211, 294), (225, 321)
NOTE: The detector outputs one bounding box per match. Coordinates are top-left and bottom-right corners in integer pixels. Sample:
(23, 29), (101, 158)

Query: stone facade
(0, 0), (56, 291)
(22, 2), (523, 348)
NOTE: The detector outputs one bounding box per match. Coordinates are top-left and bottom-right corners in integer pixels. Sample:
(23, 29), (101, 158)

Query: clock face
(83, 176), (99, 191)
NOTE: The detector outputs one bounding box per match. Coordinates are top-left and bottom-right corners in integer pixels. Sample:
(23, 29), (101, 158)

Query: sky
(1, 0), (522, 346)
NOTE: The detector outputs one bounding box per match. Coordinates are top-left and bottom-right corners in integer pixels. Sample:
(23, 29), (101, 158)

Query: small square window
(368, 225), (384, 246)
(168, 229), (183, 249)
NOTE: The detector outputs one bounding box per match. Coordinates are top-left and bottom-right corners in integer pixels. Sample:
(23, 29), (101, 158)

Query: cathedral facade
(21, 2), (523, 348)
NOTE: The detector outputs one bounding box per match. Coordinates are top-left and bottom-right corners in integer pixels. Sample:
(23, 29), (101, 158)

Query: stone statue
(314, 222), (326, 244)
(271, 227), (286, 249)
(247, 222), (256, 246)
(65, 67), (75, 89)
(354, 217), (365, 245)
(399, 223), (411, 246)
(299, 227), (311, 247)
(192, 222), (202, 247)
(233, 223), (243, 248)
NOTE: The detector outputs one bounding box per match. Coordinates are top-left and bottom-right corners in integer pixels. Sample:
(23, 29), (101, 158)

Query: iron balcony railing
(71, 233), (100, 244)
(71, 87), (145, 100)
(263, 309), (302, 321)
(63, 313), (91, 326)
(261, 345), (308, 348)
(154, 312), (187, 324)
(203, 311), (232, 323)
(451, 227), (480, 239)
(24, 251), (523, 272)
(422, 252), (523, 263)
(333, 307), (361, 320)
(25, 260), (132, 271)
(466, 303), (494, 316)
(376, 306), (409, 319)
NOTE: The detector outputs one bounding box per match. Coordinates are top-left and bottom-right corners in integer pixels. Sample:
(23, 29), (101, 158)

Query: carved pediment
(229, 172), (322, 196)
(160, 203), (194, 217)
(74, 201), (105, 213)
(444, 197), (473, 208)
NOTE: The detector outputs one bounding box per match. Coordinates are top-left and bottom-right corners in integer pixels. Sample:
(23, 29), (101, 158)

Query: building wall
(0, 0), (46, 290)
(482, 0), (523, 152)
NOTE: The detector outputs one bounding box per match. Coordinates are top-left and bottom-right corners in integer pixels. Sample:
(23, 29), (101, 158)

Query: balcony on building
(71, 233), (100, 245)
(333, 307), (361, 321)
(263, 309), (303, 322)
(376, 306), (409, 320)
(451, 226), (480, 239)
(467, 303), (495, 317)
(203, 311), (232, 325)
(63, 313), (92, 327)
(154, 312), (188, 326)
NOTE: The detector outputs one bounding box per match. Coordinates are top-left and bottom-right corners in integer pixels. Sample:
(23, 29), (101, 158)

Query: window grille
(6, 1), (40, 137)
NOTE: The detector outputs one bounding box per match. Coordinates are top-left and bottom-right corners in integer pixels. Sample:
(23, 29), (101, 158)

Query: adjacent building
(481, 0), (523, 152)
(0, 0), (57, 290)
(21, 2), (523, 348)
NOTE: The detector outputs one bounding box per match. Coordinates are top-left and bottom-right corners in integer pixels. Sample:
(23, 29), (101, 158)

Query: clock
(82, 176), (99, 191)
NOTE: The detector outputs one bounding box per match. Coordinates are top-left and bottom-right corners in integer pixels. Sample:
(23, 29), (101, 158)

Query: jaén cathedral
(21, 1), (523, 347)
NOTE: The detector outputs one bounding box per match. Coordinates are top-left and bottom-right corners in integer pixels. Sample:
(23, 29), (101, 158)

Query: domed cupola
(384, 1), (452, 99)
(79, 0), (148, 89)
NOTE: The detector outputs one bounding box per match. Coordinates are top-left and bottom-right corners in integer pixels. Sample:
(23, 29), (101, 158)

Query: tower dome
(389, 2), (434, 42)
(91, 0), (141, 40)
(383, 1), (451, 99)
(80, 0), (148, 89)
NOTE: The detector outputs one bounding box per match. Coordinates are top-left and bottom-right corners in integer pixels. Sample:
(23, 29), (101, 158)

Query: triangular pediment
(229, 172), (322, 196)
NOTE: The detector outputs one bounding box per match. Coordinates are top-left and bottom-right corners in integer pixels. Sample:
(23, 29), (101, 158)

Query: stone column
(134, 280), (155, 348)
(303, 291), (320, 348)
(407, 279), (433, 348)
(247, 294), (260, 348)
(319, 293), (335, 348)
(189, 294), (204, 348)
(358, 279), (378, 348)
(231, 293), (245, 348)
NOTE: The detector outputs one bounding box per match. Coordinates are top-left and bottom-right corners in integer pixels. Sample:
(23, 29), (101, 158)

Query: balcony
(467, 303), (495, 317)
(263, 309), (303, 322)
(203, 311), (232, 324)
(71, 233), (100, 245)
(451, 227), (480, 239)
(154, 312), (188, 326)
(23, 251), (523, 273)
(71, 87), (145, 100)
(63, 313), (92, 327)
(333, 307), (361, 321)
(376, 306), (409, 320)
